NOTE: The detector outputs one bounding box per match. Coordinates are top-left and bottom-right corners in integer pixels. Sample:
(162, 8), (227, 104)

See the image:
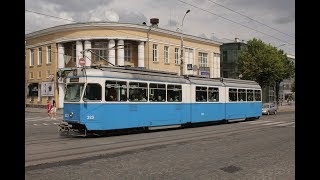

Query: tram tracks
(26, 120), (288, 169)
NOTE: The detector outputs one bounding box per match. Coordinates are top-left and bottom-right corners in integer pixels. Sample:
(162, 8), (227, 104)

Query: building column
(84, 40), (91, 66)
(108, 40), (115, 66)
(210, 52), (214, 78)
(138, 41), (145, 67)
(76, 41), (83, 67)
(216, 54), (220, 78)
(57, 43), (65, 108)
(58, 44), (65, 68)
(117, 40), (124, 66)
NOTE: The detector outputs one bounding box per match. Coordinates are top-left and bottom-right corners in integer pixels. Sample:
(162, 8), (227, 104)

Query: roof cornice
(25, 22), (222, 46)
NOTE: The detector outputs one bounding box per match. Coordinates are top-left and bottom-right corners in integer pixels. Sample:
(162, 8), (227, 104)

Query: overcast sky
(25, 0), (295, 55)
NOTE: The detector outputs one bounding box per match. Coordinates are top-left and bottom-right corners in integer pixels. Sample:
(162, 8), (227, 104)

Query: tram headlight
(69, 112), (74, 118)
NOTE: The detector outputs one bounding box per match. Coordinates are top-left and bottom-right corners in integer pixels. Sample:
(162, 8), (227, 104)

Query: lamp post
(179, 9), (190, 76)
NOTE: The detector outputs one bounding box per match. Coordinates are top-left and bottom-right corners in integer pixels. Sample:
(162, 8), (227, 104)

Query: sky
(25, 0), (295, 56)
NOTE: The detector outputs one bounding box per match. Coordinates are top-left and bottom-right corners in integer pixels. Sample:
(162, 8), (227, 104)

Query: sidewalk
(277, 102), (295, 113)
(25, 107), (64, 115)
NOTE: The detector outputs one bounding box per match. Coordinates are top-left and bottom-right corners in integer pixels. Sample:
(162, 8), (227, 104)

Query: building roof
(25, 21), (222, 46)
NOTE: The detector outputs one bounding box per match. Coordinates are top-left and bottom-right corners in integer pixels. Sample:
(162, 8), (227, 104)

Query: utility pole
(179, 10), (190, 76)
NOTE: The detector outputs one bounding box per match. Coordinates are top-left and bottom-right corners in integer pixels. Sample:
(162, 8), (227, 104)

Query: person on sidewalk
(50, 100), (57, 120)
(46, 100), (52, 119)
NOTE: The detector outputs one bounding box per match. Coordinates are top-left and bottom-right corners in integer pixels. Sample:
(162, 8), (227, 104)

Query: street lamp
(179, 9), (190, 76)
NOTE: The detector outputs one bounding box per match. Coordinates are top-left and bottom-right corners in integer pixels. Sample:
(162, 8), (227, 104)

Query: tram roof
(63, 66), (261, 88)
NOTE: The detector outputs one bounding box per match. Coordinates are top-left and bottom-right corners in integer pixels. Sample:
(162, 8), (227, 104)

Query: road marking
(261, 122), (286, 126)
(26, 117), (62, 122)
(33, 124), (39, 126)
(53, 123), (59, 125)
(274, 122), (295, 126)
(243, 120), (272, 124)
(43, 123), (49, 125)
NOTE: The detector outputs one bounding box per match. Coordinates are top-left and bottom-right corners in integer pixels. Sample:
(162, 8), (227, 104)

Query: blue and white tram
(59, 66), (262, 136)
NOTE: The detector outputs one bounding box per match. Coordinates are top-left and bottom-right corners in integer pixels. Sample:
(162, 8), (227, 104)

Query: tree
(291, 79), (295, 93)
(238, 38), (295, 103)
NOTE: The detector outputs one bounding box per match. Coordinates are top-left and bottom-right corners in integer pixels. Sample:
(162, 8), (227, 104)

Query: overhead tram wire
(176, 0), (294, 46)
(26, 9), (294, 56)
(206, 0), (295, 39)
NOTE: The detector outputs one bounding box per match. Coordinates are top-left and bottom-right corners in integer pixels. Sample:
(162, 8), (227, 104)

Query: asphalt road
(25, 112), (295, 179)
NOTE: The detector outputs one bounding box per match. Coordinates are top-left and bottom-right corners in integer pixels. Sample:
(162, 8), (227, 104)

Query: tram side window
(149, 83), (166, 102)
(229, 88), (237, 102)
(247, 90), (254, 101)
(167, 84), (182, 102)
(196, 86), (207, 102)
(105, 81), (127, 102)
(129, 82), (148, 102)
(208, 87), (219, 102)
(254, 90), (261, 101)
(238, 89), (246, 101)
(83, 83), (102, 101)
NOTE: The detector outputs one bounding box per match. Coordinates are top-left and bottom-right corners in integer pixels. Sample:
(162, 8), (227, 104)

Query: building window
(153, 44), (158, 62)
(222, 51), (227, 61)
(174, 48), (179, 65)
(164, 46), (169, 64)
(30, 72), (34, 79)
(92, 42), (108, 61)
(199, 52), (208, 67)
(38, 71), (42, 79)
(38, 48), (42, 65)
(124, 44), (132, 62)
(30, 49), (34, 66)
(72, 43), (76, 62)
(47, 46), (52, 64)
(46, 70), (50, 78)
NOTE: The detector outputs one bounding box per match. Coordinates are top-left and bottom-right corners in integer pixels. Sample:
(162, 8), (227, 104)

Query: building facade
(25, 22), (221, 108)
(220, 38), (247, 79)
(279, 54), (295, 103)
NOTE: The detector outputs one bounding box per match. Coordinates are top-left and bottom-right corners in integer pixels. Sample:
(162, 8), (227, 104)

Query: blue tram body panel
(225, 102), (261, 119)
(190, 103), (225, 123)
(64, 103), (190, 131)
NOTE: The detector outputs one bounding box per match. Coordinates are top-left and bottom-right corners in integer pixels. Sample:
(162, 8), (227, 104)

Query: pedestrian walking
(50, 100), (57, 120)
(46, 100), (52, 119)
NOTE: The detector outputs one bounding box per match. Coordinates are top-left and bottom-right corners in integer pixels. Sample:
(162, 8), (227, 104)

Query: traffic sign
(79, 58), (86, 66)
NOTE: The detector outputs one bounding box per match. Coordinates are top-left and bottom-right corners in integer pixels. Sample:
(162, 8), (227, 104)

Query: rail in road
(25, 113), (294, 170)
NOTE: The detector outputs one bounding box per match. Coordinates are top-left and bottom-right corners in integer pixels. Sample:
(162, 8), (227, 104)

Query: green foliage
(291, 80), (295, 92)
(238, 38), (295, 88)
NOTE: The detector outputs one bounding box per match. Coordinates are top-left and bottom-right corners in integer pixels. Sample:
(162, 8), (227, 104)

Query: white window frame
(93, 41), (108, 61)
(152, 44), (158, 62)
(30, 49), (34, 66)
(164, 46), (169, 64)
(38, 47), (42, 65)
(124, 43), (132, 62)
(199, 52), (208, 67)
(174, 48), (179, 65)
(47, 46), (52, 64)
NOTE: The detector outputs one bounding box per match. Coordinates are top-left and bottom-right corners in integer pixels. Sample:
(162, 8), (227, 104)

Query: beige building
(25, 22), (221, 108)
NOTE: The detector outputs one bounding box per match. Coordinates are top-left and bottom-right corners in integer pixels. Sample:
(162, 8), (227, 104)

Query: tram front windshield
(64, 83), (84, 102)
